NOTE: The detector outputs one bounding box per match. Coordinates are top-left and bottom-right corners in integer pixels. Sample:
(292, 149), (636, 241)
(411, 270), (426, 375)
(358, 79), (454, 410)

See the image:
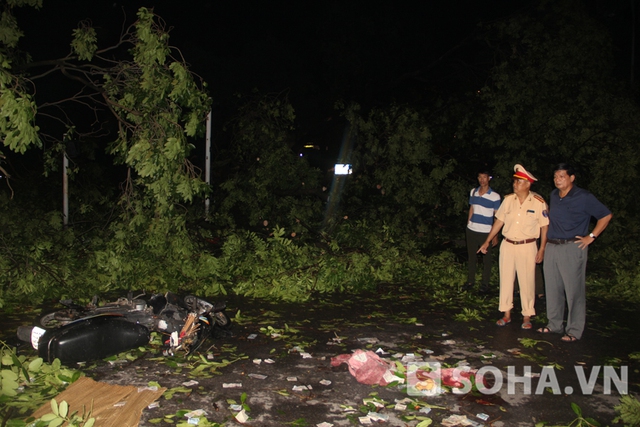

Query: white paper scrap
(184, 409), (207, 418)
(248, 373), (268, 380)
(319, 379), (332, 386)
(222, 383), (242, 388)
(182, 380), (199, 387)
(235, 409), (249, 423)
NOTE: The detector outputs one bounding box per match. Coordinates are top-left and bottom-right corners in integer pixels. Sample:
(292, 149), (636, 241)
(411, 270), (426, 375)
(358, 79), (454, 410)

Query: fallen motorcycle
(16, 292), (232, 364)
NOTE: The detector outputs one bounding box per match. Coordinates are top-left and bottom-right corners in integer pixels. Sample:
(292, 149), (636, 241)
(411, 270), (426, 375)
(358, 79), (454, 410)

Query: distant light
(303, 144), (315, 149)
(334, 164), (352, 175)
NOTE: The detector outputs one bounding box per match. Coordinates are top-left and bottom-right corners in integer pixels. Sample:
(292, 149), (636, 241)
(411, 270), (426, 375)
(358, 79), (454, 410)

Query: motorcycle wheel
(213, 311), (231, 329)
(38, 309), (80, 328)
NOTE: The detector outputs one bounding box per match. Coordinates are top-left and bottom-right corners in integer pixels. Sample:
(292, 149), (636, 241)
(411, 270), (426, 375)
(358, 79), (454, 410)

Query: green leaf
(58, 400), (68, 418)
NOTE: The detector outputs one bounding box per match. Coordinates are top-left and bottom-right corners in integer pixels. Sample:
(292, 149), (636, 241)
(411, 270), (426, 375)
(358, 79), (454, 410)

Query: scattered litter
(383, 370), (405, 384)
(300, 352), (313, 358)
(506, 348), (521, 354)
(147, 401), (160, 409)
(357, 337), (379, 344)
(291, 345), (304, 352)
(207, 353), (215, 360)
(247, 334), (258, 339)
(317, 423), (333, 427)
(292, 385), (310, 391)
(319, 379), (332, 386)
(421, 349), (434, 354)
(182, 380), (199, 387)
(419, 407), (432, 415)
(413, 333), (423, 339)
(229, 404), (243, 411)
(367, 412), (389, 421)
(441, 414), (476, 426)
(442, 333), (449, 336)
(442, 340), (457, 345)
(287, 376), (298, 382)
(401, 353), (421, 363)
(362, 397), (386, 408)
(375, 348), (389, 355)
(481, 353), (496, 359)
(184, 410), (207, 418)
(394, 402), (407, 410)
(392, 352), (404, 358)
(187, 418), (199, 425)
(235, 409), (249, 423)
(415, 323), (424, 326)
(477, 413), (490, 421)
(248, 373), (268, 380)
(264, 358), (276, 364)
(252, 358), (262, 364)
(358, 416), (373, 425)
(222, 383), (242, 388)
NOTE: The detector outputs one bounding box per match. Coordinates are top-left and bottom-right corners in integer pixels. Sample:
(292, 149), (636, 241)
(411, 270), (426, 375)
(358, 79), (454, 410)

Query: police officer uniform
(495, 165), (549, 318)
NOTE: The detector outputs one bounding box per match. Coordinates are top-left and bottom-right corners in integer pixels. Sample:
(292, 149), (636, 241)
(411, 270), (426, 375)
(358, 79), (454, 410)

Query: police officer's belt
(504, 238), (537, 245)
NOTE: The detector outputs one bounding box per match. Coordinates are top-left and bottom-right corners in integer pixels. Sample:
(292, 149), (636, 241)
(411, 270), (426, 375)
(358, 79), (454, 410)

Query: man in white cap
(478, 164), (549, 329)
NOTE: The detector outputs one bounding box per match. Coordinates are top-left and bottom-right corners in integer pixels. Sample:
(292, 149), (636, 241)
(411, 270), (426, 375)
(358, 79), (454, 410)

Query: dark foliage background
(1, 0), (640, 305)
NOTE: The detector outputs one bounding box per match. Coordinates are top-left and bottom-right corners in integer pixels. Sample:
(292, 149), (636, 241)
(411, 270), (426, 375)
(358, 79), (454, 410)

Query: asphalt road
(4, 285), (639, 427)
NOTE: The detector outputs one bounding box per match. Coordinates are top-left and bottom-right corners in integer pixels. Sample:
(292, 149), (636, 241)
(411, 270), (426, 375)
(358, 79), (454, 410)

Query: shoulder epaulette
(533, 194), (546, 204)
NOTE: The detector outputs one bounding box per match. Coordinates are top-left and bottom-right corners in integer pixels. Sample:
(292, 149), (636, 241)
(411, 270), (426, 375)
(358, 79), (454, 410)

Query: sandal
(521, 322), (532, 330)
(537, 327), (552, 334)
(496, 317), (511, 326)
(561, 334), (579, 342)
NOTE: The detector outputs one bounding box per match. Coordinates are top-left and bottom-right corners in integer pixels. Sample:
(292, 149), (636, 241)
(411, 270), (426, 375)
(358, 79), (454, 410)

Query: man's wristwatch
(589, 233), (597, 239)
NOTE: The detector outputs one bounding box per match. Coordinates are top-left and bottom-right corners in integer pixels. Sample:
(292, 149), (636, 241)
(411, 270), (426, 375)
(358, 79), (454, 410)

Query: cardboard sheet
(31, 376), (166, 427)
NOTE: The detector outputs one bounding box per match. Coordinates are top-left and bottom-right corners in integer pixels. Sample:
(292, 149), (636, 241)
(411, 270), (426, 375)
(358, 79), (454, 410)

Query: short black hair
(478, 170), (492, 177)
(554, 163), (575, 176)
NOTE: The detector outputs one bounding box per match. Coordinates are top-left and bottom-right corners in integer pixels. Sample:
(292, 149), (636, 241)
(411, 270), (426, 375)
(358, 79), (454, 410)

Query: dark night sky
(15, 0), (640, 145)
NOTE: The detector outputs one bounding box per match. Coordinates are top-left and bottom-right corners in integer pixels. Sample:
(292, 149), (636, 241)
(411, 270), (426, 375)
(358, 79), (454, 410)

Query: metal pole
(63, 151), (68, 226)
(205, 110), (212, 217)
